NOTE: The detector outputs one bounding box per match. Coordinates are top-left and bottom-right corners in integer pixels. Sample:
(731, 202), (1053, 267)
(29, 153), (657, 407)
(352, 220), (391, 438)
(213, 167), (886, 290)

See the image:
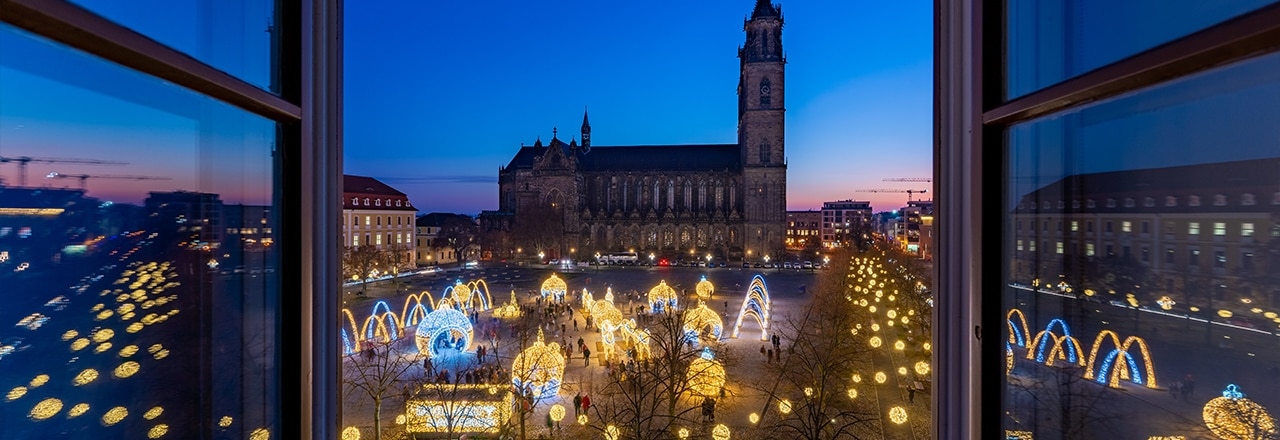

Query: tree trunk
(374, 399), (382, 440)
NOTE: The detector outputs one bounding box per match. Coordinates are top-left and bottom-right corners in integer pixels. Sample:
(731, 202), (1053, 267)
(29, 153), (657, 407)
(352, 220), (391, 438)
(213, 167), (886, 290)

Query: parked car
(803, 261), (814, 269)
(742, 262), (751, 268)
(782, 262), (793, 270)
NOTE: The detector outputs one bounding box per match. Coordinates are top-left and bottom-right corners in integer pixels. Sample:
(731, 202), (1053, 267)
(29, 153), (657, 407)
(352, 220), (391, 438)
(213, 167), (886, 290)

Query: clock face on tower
(760, 83), (771, 95)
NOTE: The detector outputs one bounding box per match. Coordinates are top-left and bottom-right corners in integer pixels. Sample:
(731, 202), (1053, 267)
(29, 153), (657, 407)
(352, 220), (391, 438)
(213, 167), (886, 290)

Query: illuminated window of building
(1214, 250), (1226, 267)
(365, 216), (371, 226)
(1189, 222), (1200, 235)
(1070, 221), (1078, 232)
(1242, 223), (1254, 237)
(1086, 243), (1095, 256)
(1122, 221), (1131, 233)
(1213, 222), (1226, 236)
(1055, 241), (1063, 254)
(1016, 240), (1023, 251)
(1241, 193), (1256, 205)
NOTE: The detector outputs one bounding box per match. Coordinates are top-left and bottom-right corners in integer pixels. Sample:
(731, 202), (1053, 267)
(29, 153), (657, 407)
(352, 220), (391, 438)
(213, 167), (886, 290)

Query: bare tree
(433, 215), (479, 266)
(512, 202), (564, 259)
(381, 243), (414, 293)
(404, 380), (512, 440)
(1005, 365), (1133, 439)
(343, 245), (385, 295)
(343, 338), (423, 440)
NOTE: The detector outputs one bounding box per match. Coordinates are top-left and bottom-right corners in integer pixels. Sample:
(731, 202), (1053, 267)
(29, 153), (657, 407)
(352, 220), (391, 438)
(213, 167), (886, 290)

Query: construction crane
(882, 177), (932, 182)
(46, 172), (171, 190)
(853, 188), (929, 202)
(0, 156), (128, 186)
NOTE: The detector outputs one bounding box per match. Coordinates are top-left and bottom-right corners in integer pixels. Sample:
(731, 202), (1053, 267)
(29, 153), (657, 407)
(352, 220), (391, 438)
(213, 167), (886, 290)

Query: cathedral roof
(503, 144), (741, 172)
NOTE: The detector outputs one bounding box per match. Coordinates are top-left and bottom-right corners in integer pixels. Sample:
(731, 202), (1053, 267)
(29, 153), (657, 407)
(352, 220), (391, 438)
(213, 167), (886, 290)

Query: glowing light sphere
(577, 414), (588, 425)
(510, 330), (565, 401)
(683, 302), (724, 341)
(687, 348), (726, 397)
(605, 425), (621, 440)
(847, 388), (858, 399)
(711, 424), (731, 440)
(415, 304), (474, 358)
(804, 387), (814, 397)
(101, 406), (128, 426)
(915, 361), (930, 376)
(148, 424), (169, 438)
(1203, 385), (1276, 440)
(696, 276), (715, 300)
(875, 372), (887, 384)
(68, 403), (90, 418)
(869, 336), (882, 348)
(1266, 312), (1278, 319)
(95, 342), (113, 354)
(749, 413), (760, 424)
(678, 427), (691, 439)
(779, 399), (793, 414)
(341, 426), (361, 440)
(648, 281), (679, 312)
(29, 398), (63, 420)
(127, 322), (145, 333)
(541, 274), (567, 301)
(144, 406), (164, 420)
(96, 310), (114, 321)
(869, 305), (877, 313)
(249, 428), (270, 440)
(154, 349), (170, 360)
(898, 367), (908, 376)
(219, 416), (233, 428)
(1218, 310), (1233, 318)
(74, 368), (99, 386)
(924, 342), (932, 351)
(871, 323), (881, 332)
(8, 386), (27, 401)
(30, 374), (49, 388)
(62, 330), (79, 341)
(550, 404), (566, 422)
(889, 406), (908, 424)
(887, 310), (897, 319)
(894, 340), (905, 351)
(852, 374), (862, 383)
(92, 328), (115, 343)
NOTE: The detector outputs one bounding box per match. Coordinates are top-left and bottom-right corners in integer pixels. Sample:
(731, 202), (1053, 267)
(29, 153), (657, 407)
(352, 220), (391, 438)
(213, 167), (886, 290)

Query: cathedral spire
(580, 107), (592, 152)
(751, 0), (779, 19)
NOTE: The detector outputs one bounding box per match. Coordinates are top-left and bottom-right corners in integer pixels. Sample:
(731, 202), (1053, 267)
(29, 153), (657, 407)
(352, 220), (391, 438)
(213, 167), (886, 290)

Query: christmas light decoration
(1203, 384), (1276, 439)
(541, 275), (567, 302)
(1007, 309), (1030, 347)
(102, 406), (128, 426)
(749, 413), (760, 424)
(894, 340), (905, 350)
(29, 397), (62, 420)
(732, 276), (772, 340)
(683, 302), (724, 342)
(605, 425), (621, 440)
(143, 406), (163, 420)
(852, 374), (862, 383)
(649, 281), (679, 312)
(847, 388), (858, 399)
(62, 330), (78, 341)
(92, 328), (114, 343)
(114, 361), (140, 378)
(401, 291), (436, 328)
(511, 329), (566, 401)
(712, 424), (731, 440)
(404, 389), (514, 435)
(915, 361), (930, 376)
(1028, 319), (1084, 365)
(779, 399), (792, 414)
(687, 347), (727, 397)
(1084, 330), (1158, 388)
(550, 404), (566, 423)
(898, 367), (908, 375)
(119, 345), (139, 358)
(29, 374), (48, 388)
(73, 368), (99, 386)
(68, 403), (89, 418)
(493, 291), (523, 319)
(415, 303), (474, 358)
(889, 406), (908, 424)
(696, 276), (715, 300)
(7, 386), (26, 401)
(875, 372), (887, 384)
(249, 428), (270, 440)
(1006, 430), (1034, 439)
(71, 338), (90, 351)
(869, 336), (882, 348)
(679, 427), (691, 438)
(578, 414), (588, 425)
(94, 342), (113, 354)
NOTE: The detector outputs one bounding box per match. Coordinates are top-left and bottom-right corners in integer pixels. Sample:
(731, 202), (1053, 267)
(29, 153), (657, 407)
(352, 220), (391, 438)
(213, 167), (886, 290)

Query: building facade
(415, 212), (477, 266)
(820, 200), (872, 248)
(491, 0), (788, 262)
(342, 175), (417, 265)
(785, 210), (821, 251)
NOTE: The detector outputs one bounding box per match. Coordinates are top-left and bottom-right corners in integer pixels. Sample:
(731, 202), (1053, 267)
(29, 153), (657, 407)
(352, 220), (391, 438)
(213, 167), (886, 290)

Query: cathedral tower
(738, 0), (787, 258)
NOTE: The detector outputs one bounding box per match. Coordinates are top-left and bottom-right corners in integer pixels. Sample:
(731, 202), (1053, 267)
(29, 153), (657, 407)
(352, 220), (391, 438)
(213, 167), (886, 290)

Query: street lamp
(649, 253), (655, 266)
(823, 256), (829, 267)
(538, 252), (545, 264)
(706, 254), (712, 266)
(549, 404), (565, 430)
(764, 255), (771, 268)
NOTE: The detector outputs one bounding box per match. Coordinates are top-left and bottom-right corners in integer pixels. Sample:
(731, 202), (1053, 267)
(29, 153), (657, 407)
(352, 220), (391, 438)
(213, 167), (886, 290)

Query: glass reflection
(1006, 0), (1276, 98)
(0, 24), (278, 439)
(69, 0), (276, 92)
(1005, 52), (1280, 438)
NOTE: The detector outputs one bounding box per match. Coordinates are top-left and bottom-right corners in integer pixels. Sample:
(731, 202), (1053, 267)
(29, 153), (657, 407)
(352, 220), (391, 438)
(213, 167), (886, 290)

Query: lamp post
(549, 403), (565, 436)
(538, 252), (545, 265)
(649, 253), (655, 267)
(764, 255), (771, 269)
(706, 254), (712, 267)
(823, 255), (829, 269)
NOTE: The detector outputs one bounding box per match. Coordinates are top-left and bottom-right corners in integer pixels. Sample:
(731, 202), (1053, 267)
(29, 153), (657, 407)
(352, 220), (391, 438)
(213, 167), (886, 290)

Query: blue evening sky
(344, 1), (934, 215)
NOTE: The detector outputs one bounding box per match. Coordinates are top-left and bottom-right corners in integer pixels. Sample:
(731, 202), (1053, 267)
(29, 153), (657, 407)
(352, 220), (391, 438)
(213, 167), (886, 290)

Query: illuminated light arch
(683, 301), (724, 342)
(1083, 330), (1123, 380)
(341, 309), (361, 353)
(511, 330), (565, 402)
(1007, 309), (1031, 347)
(732, 275), (772, 341)
(467, 280), (493, 310)
(362, 300), (403, 344)
(341, 329), (354, 355)
(1091, 334), (1158, 388)
(1043, 334), (1085, 367)
(541, 275), (568, 302)
(648, 281), (679, 313)
(414, 304), (474, 358)
(400, 291), (437, 328)
(686, 347), (726, 397)
(695, 276), (715, 300)
(1027, 319), (1083, 364)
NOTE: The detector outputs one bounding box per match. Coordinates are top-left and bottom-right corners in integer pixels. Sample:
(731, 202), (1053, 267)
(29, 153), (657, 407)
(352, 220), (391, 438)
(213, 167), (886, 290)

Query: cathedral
(492, 0), (787, 261)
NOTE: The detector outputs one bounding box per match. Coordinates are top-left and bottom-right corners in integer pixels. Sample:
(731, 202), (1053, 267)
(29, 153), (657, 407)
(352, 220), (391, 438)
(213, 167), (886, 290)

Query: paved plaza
(340, 262), (835, 439)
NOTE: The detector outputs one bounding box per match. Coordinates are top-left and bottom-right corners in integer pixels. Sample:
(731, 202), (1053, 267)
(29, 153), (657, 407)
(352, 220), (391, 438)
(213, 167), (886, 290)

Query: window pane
(1005, 51), (1280, 438)
(1006, 0), (1276, 99)
(68, 0), (276, 92)
(0, 24), (279, 439)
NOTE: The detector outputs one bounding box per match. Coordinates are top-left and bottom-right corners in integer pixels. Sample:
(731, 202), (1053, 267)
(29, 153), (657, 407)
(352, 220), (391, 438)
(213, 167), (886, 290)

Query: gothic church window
(683, 180), (693, 211)
(654, 181), (661, 209)
(698, 180), (707, 211)
(667, 179), (675, 210)
(759, 140), (771, 164)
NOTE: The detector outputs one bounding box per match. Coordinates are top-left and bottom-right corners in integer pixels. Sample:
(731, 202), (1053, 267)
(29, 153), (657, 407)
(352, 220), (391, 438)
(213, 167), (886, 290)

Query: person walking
(581, 393), (591, 415)
(583, 348), (592, 367)
(573, 392), (583, 416)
